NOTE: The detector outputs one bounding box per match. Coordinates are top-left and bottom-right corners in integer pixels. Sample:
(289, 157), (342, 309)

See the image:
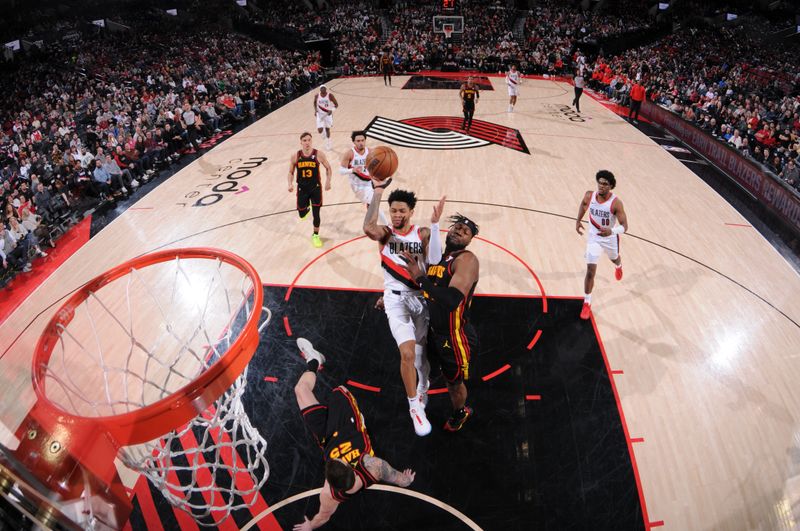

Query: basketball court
(1, 74), (799, 530)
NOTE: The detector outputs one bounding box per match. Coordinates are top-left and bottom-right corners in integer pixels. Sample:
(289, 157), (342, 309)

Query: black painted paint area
(130, 286), (643, 530)
(402, 75), (494, 91)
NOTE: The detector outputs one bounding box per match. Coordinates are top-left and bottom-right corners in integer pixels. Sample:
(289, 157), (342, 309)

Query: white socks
(584, 293), (592, 304)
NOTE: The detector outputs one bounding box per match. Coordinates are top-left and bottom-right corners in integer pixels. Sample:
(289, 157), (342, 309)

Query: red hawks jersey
(588, 191), (618, 237)
(380, 225), (425, 292)
(350, 146), (370, 181)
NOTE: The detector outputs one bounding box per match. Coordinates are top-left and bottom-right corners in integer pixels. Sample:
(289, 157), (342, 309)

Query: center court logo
(364, 116), (530, 154)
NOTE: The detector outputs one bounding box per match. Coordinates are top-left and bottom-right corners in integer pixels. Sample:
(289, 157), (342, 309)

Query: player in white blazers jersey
(314, 85), (338, 150)
(339, 131), (388, 223)
(575, 170), (629, 320)
(506, 65), (521, 112)
(364, 181), (446, 436)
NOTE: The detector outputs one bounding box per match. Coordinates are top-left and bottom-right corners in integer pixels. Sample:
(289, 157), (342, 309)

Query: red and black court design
(402, 75), (494, 91)
(128, 286), (645, 530)
(364, 116), (530, 154)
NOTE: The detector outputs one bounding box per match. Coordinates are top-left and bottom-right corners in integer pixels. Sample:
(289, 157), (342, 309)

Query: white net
(36, 253), (270, 526)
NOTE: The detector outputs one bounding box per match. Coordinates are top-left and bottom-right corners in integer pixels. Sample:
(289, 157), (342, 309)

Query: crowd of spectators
(0, 26), (323, 283)
(585, 23), (800, 192)
(2, 0), (799, 286)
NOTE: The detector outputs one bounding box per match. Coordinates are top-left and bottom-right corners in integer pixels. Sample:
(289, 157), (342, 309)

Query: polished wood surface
(2, 76), (799, 529)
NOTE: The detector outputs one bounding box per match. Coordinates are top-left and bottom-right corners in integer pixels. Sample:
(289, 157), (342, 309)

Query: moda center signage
(177, 157), (267, 208)
(643, 101), (800, 236)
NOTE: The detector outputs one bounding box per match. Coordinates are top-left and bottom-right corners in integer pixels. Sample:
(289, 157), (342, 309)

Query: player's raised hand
(432, 195), (446, 224)
(371, 176), (392, 190)
(399, 251), (423, 278)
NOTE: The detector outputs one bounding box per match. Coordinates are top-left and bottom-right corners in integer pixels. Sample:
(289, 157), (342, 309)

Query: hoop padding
(31, 247), (270, 525)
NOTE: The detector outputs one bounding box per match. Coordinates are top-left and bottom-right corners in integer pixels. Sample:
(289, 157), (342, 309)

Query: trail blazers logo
(364, 116), (530, 154)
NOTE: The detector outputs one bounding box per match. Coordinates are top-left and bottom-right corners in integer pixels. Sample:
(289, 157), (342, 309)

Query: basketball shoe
(444, 406), (473, 432)
(410, 406), (431, 436)
(580, 302), (591, 320)
(615, 266), (623, 281)
(296, 338), (326, 368)
(311, 234), (322, 248)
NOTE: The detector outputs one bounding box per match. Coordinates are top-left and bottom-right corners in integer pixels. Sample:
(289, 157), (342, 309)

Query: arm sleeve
(416, 275), (464, 311)
(427, 223), (441, 265)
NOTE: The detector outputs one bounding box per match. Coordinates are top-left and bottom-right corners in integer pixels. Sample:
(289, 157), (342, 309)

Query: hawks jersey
(350, 146), (370, 181)
(321, 387), (377, 502)
(462, 85), (478, 105)
(587, 191), (618, 237)
(380, 225), (425, 292)
(295, 149), (321, 186)
(424, 250), (477, 333)
(316, 93), (333, 116)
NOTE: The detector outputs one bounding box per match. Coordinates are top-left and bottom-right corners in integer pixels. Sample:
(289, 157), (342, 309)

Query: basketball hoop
(443, 23), (454, 40)
(28, 248), (271, 527)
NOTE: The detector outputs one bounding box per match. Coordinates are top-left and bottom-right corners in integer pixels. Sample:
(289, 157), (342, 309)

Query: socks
(615, 264), (622, 270)
(584, 293), (592, 304)
(306, 359), (319, 373)
(408, 395), (421, 410)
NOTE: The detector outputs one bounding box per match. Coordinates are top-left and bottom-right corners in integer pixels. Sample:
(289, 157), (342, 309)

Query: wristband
(339, 167), (352, 175)
(611, 225), (625, 235)
(372, 178), (392, 190)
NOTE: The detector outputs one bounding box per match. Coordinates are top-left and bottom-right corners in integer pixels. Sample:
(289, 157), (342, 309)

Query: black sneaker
(443, 406), (473, 432)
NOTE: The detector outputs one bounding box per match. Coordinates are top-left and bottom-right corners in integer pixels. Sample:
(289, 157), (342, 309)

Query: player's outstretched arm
(362, 454), (415, 487)
(363, 178), (391, 242)
(293, 485), (340, 530)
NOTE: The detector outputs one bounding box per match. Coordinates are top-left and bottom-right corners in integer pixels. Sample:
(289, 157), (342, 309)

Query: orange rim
(31, 247), (263, 446)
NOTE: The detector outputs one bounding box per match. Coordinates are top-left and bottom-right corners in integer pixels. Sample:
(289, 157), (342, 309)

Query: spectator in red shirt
(629, 80), (646, 124)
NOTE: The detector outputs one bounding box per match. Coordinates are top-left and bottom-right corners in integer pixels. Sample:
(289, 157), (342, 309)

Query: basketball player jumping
(339, 131), (388, 225)
(402, 213), (480, 432)
(459, 76), (479, 131)
(506, 65), (521, 112)
(288, 132), (332, 248)
(293, 338), (415, 530)
(364, 181), (446, 436)
(575, 170), (629, 320)
(314, 85), (339, 150)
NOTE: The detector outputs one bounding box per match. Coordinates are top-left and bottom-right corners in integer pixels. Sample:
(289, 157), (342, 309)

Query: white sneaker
(23, 263), (32, 272)
(409, 406), (431, 436)
(131, 179), (139, 188)
(121, 187), (128, 194)
(296, 337), (326, 367)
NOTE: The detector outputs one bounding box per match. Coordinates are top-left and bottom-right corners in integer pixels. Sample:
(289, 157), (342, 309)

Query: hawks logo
(364, 116), (530, 155)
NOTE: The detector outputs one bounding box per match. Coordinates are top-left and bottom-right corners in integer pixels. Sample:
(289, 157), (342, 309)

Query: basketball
(366, 146), (399, 181)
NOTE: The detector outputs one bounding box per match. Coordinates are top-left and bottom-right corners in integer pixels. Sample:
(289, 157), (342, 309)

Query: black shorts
(301, 386), (368, 451)
(297, 183), (322, 210)
(463, 103), (475, 113)
(428, 322), (477, 384)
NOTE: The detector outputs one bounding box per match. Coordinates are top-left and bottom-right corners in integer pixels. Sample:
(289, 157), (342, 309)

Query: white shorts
(507, 84), (519, 97)
(349, 174), (373, 204)
(316, 112), (333, 129)
(585, 235), (620, 264)
(383, 290), (428, 346)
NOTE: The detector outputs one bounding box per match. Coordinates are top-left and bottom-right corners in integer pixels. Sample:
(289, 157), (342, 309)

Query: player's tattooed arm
(362, 454), (415, 487)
